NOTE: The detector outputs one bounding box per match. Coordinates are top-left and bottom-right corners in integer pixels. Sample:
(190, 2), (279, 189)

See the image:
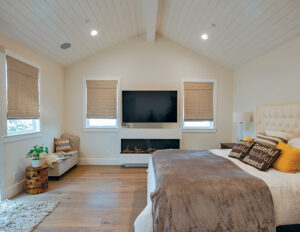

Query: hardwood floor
(15, 165), (147, 232)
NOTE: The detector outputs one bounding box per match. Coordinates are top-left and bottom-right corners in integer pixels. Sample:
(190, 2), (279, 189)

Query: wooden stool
(26, 166), (48, 194)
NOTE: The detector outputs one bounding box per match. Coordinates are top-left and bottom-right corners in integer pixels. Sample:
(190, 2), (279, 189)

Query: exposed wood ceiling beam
(142, 0), (160, 42)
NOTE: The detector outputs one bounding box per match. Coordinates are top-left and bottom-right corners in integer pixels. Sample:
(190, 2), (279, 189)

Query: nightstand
(26, 166), (48, 194)
(220, 143), (236, 149)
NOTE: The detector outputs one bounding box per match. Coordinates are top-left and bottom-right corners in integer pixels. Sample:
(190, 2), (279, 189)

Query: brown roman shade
(86, 80), (117, 119)
(184, 82), (214, 121)
(7, 56), (40, 119)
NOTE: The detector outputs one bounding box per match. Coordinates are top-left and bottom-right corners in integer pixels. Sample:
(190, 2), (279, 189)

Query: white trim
(2, 132), (42, 143)
(82, 77), (121, 130)
(82, 128), (119, 133)
(183, 129), (217, 133)
(79, 157), (120, 165)
(1, 179), (25, 200)
(181, 79), (217, 131)
(0, 51), (5, 199)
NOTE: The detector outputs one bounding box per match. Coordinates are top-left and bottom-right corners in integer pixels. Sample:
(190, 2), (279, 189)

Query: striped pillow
(54, 137), (72, 152)
(255, 133), (288, 148)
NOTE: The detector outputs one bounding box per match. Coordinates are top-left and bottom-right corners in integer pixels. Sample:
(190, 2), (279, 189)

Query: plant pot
(32, 159), (43, 168)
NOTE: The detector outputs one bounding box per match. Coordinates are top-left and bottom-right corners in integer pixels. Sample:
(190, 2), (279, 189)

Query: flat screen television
(122, 91), (177, 123)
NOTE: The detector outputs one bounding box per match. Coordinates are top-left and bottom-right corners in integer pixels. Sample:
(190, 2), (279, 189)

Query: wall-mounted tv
(122, 91), (177, 123)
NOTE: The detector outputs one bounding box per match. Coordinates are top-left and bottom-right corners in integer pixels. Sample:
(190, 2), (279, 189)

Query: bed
(134, 103), (300, 232)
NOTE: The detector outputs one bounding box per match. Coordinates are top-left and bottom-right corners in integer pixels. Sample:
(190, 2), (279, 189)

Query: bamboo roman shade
(184, 82), (214, 121)
(7, 56), (40, 119)
(86, 80), (117, 119)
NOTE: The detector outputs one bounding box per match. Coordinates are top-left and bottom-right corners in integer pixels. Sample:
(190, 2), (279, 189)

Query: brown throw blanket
(151, 149), (275, 232)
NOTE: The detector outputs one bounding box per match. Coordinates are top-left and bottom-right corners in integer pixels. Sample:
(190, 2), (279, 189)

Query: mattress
(134, 149), (300, 232)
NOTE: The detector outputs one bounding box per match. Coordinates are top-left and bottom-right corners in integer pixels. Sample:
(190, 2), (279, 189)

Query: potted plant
(26, 145), (49, 168)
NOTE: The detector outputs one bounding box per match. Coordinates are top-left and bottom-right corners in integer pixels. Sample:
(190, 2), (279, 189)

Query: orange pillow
(54, 137), (72, 152)
(273, 141), (300, 173)
(243, 136), (255, 142)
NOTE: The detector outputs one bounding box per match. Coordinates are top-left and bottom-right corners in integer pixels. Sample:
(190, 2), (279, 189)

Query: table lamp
(233, 112), (250, 141)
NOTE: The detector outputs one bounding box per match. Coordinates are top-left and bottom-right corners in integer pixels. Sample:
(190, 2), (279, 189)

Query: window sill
(182, 128), (216, 133)
(82, 128), (119, 133)
(2, 132), (42, 143)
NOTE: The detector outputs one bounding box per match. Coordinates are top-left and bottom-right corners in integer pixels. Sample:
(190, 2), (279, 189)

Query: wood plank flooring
(14, 165), (300, 232)
(15, 165), (147, 232)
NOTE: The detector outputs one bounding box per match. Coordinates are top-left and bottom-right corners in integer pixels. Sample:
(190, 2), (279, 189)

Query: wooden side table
(26, 166), (48, 194)
(220, 143), (236, 149)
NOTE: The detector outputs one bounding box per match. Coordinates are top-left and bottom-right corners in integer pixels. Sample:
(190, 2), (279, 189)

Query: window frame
(82, 77), (120, 131)
(2, 51), (42, 140)
(181, 79), (217, 132)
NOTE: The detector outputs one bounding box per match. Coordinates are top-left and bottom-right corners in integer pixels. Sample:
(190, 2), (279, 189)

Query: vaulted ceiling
(1, 0), (300, 68)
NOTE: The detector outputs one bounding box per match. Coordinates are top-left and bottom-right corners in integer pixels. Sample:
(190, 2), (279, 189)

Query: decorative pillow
(288, 137), (300, 149)
(229, 140), (256, 160)
(242, 143), (281, 171)
(54, 137), (72, 152)
(273, 141), (300, 173)
(243, 136), (255, 142)
(255, 133), (288, 148)
(265, 130), (293, 140)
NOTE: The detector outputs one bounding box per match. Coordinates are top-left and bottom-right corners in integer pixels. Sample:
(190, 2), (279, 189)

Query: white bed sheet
(134, 149), (300, 232)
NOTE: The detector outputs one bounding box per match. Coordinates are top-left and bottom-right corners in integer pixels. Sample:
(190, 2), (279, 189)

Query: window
(6, 55), (40, 136)
(7, 119), (40, 136)
(84, 79), (119, 129)
(183, 81), (216, 130)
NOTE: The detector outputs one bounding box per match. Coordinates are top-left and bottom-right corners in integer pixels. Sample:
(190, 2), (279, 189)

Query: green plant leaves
(26, 145), (49, 160)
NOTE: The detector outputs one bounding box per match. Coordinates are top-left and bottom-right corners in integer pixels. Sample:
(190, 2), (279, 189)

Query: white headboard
(255, 103), (300, 137)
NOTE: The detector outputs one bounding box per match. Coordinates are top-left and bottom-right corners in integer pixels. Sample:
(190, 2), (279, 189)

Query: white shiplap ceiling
(157, 0), (300, 68)
(0, 0), (144, 66)
(1, 0), (300, 68)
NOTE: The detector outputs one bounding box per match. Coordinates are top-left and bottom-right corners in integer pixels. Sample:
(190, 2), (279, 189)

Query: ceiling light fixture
(201, 33), (208, 40)
(90, 30), (98, 36)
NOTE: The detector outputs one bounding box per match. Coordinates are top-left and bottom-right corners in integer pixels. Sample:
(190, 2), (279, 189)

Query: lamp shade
(233, 112), (250, 123)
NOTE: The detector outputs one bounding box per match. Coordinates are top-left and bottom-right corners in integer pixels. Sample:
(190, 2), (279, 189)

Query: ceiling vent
(60, 43), (71, 50)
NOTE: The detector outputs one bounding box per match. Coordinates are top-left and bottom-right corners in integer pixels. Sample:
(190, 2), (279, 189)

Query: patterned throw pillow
(242, 143), (281, 171)
(229, 140), (256, 160)
(255, 133), (288, 148)
(54, 137), (72, 152)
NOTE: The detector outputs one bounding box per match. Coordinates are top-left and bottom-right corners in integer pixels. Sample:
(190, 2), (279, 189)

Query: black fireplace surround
(121, 139), (180, 154)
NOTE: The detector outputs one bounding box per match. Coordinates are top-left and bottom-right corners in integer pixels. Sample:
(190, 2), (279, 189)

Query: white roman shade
(86, 80), (117, 119)
(7, 56), (40, 119)
(184, 82), (214, 121)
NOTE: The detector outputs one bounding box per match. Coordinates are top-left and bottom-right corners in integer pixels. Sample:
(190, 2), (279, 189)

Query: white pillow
(288, 137), (300, 149)
(264, 130), (293, 140)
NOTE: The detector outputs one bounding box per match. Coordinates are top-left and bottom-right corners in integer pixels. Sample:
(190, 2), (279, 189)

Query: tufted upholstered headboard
(255, 103), (300, 137)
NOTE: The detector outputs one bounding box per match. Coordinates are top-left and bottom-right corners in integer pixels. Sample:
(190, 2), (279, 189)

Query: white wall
(0, 33), (64, 199)
(65, 35), (234, 164)
(233, 35), (300, 140)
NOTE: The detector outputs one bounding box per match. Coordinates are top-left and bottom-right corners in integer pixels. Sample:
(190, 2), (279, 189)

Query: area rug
(0, 199), (59, 232)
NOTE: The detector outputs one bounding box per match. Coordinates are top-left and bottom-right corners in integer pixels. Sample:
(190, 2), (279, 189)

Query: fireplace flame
(122, 145), (156, 154)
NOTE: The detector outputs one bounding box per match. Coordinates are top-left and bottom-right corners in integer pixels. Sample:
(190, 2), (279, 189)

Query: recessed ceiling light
(60, 42), (71, 49)
(90, 30), (98, 36)
(201, 33), (208, 40)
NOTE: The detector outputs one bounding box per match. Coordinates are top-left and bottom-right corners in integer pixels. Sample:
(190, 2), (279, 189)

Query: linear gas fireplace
(121, 139), (180, 154)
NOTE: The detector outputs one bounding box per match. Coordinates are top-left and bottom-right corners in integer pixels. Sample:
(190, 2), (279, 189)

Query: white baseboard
(2, 179), (25, 200)
(79, 158), (120, 165)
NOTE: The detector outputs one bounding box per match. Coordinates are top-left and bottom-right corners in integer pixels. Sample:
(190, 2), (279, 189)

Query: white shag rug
(0, 200), (59, 232)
